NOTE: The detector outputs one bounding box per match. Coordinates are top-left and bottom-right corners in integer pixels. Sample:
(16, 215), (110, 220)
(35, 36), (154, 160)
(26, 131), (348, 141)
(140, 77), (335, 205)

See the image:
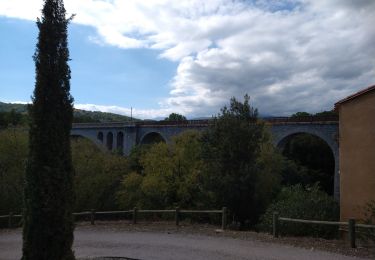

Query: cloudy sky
(0, 0), (374, 119)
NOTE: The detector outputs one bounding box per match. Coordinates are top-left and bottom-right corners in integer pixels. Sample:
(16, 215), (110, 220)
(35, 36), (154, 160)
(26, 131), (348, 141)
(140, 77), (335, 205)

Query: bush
(71, 137), (128, 211)
(0, 133), (129, 216)
(0, 128), (28, 215)
(258, 184), (339, 238)
(359, 200), (375, 243)
(117, 131), (206, 210)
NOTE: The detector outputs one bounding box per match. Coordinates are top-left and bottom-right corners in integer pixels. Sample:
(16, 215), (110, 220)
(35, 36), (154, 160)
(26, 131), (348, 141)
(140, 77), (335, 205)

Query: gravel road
(0, 224), (370, 260)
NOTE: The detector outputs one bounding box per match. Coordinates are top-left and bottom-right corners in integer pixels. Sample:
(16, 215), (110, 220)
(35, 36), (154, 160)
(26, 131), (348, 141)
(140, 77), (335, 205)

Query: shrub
(116, 131), (206, 210)
(72, 137), (128, 211)
(258, 184), (339, 238)
(0, 128), (28, 215)
(359, 200), (375, 243)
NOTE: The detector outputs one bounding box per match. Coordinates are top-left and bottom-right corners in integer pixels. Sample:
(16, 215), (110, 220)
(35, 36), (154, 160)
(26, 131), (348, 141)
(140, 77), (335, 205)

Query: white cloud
(1, 0), (374, 117)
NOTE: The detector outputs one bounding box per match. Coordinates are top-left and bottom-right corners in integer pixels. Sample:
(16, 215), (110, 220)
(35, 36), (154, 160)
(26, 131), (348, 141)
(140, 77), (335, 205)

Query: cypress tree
(22, 0), (75, 259)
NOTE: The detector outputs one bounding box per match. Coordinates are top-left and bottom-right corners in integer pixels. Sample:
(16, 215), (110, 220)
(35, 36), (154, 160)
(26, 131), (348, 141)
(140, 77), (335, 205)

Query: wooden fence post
(348, 218), (356, 248)
(8, 212), (13, 228)
(175, 207), (180, 226)
(90, 209), (95, 225)
(273, 212), (279, 238)
(133, 207), (137, 224)
(221, 207), (227, 230)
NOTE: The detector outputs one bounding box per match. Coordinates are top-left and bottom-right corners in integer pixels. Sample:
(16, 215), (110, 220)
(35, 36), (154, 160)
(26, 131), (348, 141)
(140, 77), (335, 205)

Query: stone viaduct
(71, 116), (339, 199)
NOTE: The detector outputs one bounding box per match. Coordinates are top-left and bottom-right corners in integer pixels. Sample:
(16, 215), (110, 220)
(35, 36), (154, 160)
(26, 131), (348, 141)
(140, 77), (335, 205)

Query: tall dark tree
(201, 95), (279, 226)
(22, 0), (75, 259)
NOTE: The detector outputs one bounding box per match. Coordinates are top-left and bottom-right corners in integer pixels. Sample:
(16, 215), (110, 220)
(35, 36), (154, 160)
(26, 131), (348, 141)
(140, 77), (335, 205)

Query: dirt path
(0, 222), (373, 260)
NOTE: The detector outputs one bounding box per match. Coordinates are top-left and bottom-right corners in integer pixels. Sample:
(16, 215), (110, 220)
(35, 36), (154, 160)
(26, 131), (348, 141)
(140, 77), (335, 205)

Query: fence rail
(273, 212), (375, 249)
(0, 207), (228, 230)
(279, 217), (347, 226)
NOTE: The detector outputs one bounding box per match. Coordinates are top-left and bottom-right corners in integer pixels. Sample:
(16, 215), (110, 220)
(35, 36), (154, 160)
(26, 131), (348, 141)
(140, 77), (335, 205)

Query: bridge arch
(97, 132), (104, 143)
(272, 125), (339, 200)
(70, 133), (105, 151)
(140, 131), (166, 145)
(106, 132), (114, 151)
(116, 131), (124, 154)
(70, 134), (106, 152)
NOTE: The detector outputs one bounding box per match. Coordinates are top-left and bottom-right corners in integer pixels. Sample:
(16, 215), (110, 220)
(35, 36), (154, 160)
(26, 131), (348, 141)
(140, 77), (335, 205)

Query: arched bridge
(71, 116), (339, 199)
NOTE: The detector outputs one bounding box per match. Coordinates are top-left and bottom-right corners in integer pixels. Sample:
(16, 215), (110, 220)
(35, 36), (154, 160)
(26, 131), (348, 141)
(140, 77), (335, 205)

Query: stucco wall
(339, 90), (375, 221)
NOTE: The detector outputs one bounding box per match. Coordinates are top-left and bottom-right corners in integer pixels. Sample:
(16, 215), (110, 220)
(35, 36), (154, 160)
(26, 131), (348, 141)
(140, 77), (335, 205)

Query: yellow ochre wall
(339, 90), (375, 221)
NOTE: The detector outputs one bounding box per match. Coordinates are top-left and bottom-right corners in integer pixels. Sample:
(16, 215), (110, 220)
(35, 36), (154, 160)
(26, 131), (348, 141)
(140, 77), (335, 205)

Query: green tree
(314, 110), (338, 117)
(5, 109), (23, 126)
(72, 137), (127, 211)
(164, 113), (187, 121)
(0, 129), (28, 214)
(201, 95), (280, 226)
(0, 112), (6, 128)
(291, 111), (311, 117)
(0, 110), (28, 128)
(117, 130), (205, 210)
(22, 0), (75, 259)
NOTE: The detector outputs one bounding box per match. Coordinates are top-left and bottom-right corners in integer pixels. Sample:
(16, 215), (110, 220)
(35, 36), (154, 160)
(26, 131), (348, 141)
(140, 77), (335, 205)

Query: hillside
(0, 102), (136, 123)
(73, 108), (135, 123)
(0, 102), (28, 113)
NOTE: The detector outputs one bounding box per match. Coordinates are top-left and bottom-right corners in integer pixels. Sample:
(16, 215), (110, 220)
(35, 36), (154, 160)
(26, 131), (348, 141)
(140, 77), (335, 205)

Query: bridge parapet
(72, 122), (135, 129)
(263, 116), (338, 124)
(72, 115), (338, 129)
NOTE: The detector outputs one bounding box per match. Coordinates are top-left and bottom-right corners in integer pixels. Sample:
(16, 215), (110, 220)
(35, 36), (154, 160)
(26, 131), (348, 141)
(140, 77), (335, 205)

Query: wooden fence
(272, 212), (375, 248)
(0, 207), (228, 230)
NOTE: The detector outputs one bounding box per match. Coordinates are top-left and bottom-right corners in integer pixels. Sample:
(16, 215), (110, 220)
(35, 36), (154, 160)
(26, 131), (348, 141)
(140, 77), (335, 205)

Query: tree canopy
(164, 113), (187, 121)
(201, 95), (281, 226)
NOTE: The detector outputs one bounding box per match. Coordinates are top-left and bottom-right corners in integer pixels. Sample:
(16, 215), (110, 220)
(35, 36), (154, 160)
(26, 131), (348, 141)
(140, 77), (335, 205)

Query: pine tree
(22, 0), (75, 259)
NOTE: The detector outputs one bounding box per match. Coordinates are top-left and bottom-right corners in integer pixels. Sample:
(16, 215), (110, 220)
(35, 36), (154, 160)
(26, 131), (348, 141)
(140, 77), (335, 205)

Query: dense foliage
(0, 102), (28, 113)
(201, 95), (282, 226)
(117, 131), (205, 210)
(258, 184), (339, 238)
(0, 129), (28, 214)
(73, 109), (134, 123)
(281, 133), (334, 195)
(72, 137), (128, 211)
(360, 200), (375, 243)
(291, 110), (338, 118)
(22, 0), (75, 259)
(164, 113), (187, 121)
(0, 110), (28, 128)
(0, 131), (129, 216)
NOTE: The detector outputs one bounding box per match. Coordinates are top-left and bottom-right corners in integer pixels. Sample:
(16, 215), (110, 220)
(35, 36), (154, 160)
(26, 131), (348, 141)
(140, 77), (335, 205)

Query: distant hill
(0, 102), (136, 123)
(73, 109), (135, 123)
(0, 102), (28, 113)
